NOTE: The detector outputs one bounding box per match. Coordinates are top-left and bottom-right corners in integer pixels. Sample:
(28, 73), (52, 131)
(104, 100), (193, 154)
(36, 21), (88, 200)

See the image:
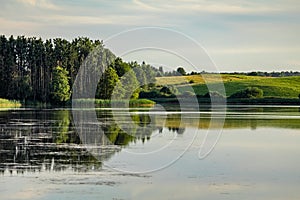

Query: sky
(1, 0), (300, 72)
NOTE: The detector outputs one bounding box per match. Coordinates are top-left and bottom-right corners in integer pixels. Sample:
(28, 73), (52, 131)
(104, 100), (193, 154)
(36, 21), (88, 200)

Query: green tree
(160, 85), (178, 96)
(11, 76), (32, 101)
(141, 63), (156, 87)
(113, 57), (131, 77)
(133, 66), (147, 89)
(6, 36), (16, 99)
(177, 67), (186, 76)
(97, 67), (123, 99)
(0, 35), (9, 98)
(229, 87), (263, 99)
(120, 70), (140, 99)
(50, 66), (71, 104)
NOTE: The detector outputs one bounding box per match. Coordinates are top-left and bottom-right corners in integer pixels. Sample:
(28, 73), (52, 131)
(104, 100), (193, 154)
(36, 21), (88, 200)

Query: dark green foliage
(0, 35), (105, 104)
(10, 76), (32, 100)
(156, 66), (164, 77)
(139, 90), (162, 98)
(119, 70), (140, 99)
(0, 35), (159, 104)
(223, 71), (300, 77)
(141, 63), (157, 87)
(177, 67), (186, 76)
(96, 58), (157, 100)
(113, 57), (131, 77)
(229, 87), (263, 99)
(103, 122), (138, 146)
(133, 65), (147, 89)
(162, 67), (188, 77)
(160, 86), (171, 94)
(160, 85), (178, 95)
(97, 67), (123, 99)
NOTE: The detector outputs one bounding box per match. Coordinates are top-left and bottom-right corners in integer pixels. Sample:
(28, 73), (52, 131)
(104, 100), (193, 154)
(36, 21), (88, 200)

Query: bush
(229, 87), (263, 99)
(159, 85), (178, 95)
(139, 90), (161, 98)
(180, 91), (195, 97)
(203, 91), (226, 99)
(176, 67), (186, 76)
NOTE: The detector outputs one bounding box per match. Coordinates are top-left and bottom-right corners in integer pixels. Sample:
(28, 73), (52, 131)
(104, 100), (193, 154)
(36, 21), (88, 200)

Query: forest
(0, 35), (158, 104)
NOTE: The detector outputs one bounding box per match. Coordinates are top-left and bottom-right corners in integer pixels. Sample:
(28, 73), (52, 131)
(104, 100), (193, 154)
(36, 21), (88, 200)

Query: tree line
(0, 35), (158, 104)
(159, 68), (300, 77)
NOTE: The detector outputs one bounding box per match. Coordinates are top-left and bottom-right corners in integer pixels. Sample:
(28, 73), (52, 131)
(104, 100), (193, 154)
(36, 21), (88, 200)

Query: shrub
(203, 91), (226, 99)
(159, 85), (178, 95)
(229, 87), (263, 99)
(181, 91), (195, 97)
(176, 67), (186, 76)
(139, 90), (161, 98)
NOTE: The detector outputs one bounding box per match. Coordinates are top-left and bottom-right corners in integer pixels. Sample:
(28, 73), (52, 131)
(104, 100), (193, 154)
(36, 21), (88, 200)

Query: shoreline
(1, 98), (299, 110)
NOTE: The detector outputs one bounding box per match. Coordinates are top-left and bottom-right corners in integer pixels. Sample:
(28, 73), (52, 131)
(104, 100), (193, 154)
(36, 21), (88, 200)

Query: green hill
(156, 75), (300, 98)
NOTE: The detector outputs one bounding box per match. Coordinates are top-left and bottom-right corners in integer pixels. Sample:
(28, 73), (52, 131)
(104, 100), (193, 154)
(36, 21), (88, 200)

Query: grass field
(0, 98), (21, 108)
(156, 75), (300, 98)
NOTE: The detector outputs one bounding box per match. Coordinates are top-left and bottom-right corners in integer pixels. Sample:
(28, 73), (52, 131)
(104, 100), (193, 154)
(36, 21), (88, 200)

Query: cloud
(132, 0), (161, 11)
(131, 0), (285, 14)
(27, 14), (162, 27)
(210, 46), (300, 54)
(0, 17), (39, 34)
(1, 0), (299, 70)
(17, 0), (60, 10)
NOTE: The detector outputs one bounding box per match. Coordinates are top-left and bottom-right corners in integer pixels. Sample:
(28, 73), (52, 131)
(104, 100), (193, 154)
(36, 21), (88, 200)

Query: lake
(0, 106), (300, 200)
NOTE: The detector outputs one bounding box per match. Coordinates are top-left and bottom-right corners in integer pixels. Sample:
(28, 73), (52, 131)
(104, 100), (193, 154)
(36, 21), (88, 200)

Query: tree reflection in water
(0, 109), (186, 174)
(1, 106), (298, 175)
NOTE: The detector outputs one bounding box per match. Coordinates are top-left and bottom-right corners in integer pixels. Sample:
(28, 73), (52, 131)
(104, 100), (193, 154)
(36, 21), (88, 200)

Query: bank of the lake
(73, 98), (156, 108)
(0, 98), (21, 108)
(150, 97), (300, 105)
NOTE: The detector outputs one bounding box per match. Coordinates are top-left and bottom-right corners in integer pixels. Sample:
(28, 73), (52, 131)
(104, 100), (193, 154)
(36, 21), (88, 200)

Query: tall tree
(133, 65), (147, 89)
(96, 67), (123, 99)
(50, 66), (71, 104)
(113, 57), (131, 77)
(6, 36), (17, 99)
(0, 35), (8, 98)
(176, 67), (186, 76)
(141, 63), (156, 87)
(120, 70), (140, 99)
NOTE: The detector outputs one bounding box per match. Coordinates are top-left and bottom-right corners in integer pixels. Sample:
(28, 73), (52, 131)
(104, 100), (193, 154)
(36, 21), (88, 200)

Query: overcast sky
(1, 0), (300, 72)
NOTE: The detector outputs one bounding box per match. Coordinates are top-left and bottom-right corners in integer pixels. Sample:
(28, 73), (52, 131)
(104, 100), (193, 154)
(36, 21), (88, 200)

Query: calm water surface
(0, 106), (300, 200)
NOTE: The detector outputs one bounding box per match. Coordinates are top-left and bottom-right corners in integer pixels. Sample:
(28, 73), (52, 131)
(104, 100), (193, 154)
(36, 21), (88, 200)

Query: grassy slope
(156, 75), (300, 98)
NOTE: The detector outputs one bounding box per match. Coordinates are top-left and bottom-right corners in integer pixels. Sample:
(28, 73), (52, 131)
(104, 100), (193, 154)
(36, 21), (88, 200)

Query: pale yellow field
(156, 74), (268, 86)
